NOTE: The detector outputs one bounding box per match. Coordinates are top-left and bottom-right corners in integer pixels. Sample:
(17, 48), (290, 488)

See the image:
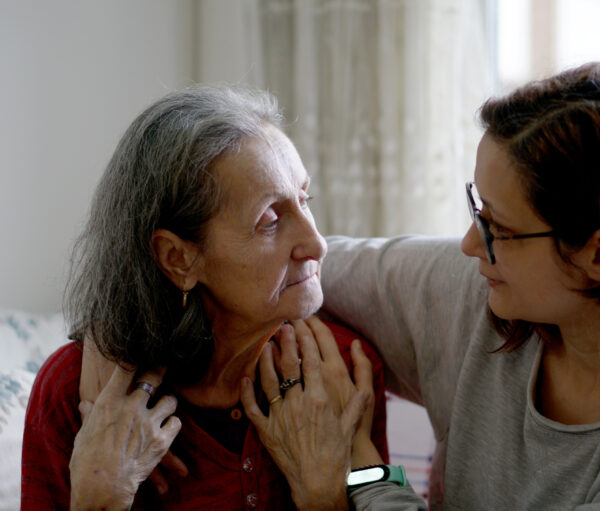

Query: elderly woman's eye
(259, 211), (279, 231)
(300, 195), (314, 208)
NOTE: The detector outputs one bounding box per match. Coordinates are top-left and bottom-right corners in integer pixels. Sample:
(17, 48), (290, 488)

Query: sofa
(1, 310), (433, 509)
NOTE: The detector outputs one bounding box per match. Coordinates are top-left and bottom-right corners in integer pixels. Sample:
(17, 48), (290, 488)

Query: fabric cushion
(0, 368), (36, 511)
(0, 310), (66, 510)
(0, 310), (67, 373)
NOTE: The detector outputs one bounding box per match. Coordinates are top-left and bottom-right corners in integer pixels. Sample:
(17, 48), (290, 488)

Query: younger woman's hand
(240, 324), (369, 511)
(70, 365), (181, 510)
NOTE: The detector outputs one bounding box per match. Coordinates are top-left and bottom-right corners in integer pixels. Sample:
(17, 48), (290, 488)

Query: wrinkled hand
(291, 317), (381, 468)
(79, 337), (188, 493)
(240, 324), (369, 511)
(70, 365), (181, 510)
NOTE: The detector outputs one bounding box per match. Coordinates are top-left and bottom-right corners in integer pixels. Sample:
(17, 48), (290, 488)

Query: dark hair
(479, 62), (600, 351)
(65, 85), (283, 382)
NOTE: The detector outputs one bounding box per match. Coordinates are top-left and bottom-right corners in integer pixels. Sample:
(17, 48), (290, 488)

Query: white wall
(196, 0), (258, 85)
(0, 0), (196, 313)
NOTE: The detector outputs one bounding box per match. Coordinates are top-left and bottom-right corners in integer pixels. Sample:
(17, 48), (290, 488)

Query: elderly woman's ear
(151, 228), (205, 290)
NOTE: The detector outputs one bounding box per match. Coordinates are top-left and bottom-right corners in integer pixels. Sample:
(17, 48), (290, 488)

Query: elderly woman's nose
(292, 218), (327, 261)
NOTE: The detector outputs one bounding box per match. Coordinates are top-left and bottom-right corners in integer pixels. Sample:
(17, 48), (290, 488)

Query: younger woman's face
(461, 133), (591, 328)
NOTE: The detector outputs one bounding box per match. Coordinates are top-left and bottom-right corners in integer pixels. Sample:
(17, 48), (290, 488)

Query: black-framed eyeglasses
(465, 182), (554, 264)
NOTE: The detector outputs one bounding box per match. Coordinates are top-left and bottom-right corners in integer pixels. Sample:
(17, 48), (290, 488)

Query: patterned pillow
(0, 368), (36, 511)
(0, 310), (67, 373)
(0, 310), (67, 511)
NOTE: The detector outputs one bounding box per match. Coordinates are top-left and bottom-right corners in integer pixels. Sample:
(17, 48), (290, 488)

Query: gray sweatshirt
(321, 236), (600, 511)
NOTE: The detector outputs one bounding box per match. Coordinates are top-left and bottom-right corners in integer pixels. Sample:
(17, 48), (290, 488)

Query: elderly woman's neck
(175, 320), (282, 409)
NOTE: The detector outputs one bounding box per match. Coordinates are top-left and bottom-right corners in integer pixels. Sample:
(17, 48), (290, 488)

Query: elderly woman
(21, 86), (388, 510)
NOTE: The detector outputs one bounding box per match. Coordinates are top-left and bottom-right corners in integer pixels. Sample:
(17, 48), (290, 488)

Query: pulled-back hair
(479, 62), (600, 350)
(65, 85), (283, 382)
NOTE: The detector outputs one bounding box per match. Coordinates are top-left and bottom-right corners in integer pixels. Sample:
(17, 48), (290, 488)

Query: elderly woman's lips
(285, 272), (317, 288)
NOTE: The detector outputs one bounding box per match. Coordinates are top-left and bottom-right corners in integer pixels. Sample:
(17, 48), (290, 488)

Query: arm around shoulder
(321, 235), (479, 401)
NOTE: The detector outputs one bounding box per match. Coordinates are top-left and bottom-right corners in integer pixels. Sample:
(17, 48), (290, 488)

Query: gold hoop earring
(182, 290), (189, 309)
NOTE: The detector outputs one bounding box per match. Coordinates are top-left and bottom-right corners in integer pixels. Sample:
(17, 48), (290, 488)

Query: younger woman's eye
(480, 207), (510, 236)
(489, 219), (511, 236)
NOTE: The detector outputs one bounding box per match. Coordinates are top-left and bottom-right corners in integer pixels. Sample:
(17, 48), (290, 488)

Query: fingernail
(157, 483), (168, 495)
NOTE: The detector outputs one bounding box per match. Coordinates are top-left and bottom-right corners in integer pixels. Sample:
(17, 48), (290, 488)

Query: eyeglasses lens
(466, 182), (495, 264)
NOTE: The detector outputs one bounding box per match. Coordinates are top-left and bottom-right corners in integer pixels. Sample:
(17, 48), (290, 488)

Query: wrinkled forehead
(213, 125), (309, 203)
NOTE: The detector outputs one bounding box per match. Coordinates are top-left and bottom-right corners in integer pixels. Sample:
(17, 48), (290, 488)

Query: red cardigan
(21, 320), (388, 510)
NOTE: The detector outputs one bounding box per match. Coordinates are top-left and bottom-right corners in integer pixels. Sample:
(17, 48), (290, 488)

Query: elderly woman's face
(194, 124), (327, 330)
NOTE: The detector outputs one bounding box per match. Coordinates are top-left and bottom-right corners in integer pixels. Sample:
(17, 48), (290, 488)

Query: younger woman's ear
(577, 229), (600, 281)
(151, 229), (202, 289)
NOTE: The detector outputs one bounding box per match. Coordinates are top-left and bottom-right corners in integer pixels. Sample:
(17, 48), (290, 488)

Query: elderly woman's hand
(291, 317), (383, 468)
(79, 337), (189, 494)
(240, 323), (370, 511)
(70, 365), (181, 510)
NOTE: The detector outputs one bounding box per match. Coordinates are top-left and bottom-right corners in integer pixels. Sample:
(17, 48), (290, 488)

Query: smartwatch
(347, 464), (407, 491)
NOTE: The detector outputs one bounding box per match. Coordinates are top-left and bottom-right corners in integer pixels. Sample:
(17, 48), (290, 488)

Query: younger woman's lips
(480, 270), (504, 288)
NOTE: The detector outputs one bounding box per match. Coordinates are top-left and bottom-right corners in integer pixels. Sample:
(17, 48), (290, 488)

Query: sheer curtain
(244, 0), (494, 237)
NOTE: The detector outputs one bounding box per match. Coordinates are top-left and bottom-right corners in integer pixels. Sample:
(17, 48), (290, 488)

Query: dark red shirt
(21, 321), (388, 510)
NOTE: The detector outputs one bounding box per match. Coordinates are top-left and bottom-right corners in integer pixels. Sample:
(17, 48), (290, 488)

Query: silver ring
(280, 377), (301, 391)
(134, 381), (156, 397)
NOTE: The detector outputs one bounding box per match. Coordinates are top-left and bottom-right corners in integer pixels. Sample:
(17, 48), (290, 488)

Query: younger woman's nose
(461, 222), (486, 260)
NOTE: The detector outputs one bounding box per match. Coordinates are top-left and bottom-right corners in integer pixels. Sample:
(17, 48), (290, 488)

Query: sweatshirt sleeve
(321, 235), (488, 440)
(322, 235), (491, 509)
(350, 482), (428, 510)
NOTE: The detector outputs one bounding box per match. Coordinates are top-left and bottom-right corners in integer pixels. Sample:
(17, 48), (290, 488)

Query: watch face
(347, 466), (387, 486)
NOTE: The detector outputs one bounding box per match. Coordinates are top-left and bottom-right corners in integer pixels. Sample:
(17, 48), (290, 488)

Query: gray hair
(65, 84), (283, 382)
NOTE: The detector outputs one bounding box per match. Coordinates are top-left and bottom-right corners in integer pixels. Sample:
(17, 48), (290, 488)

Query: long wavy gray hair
(65, 85), (283, 383)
